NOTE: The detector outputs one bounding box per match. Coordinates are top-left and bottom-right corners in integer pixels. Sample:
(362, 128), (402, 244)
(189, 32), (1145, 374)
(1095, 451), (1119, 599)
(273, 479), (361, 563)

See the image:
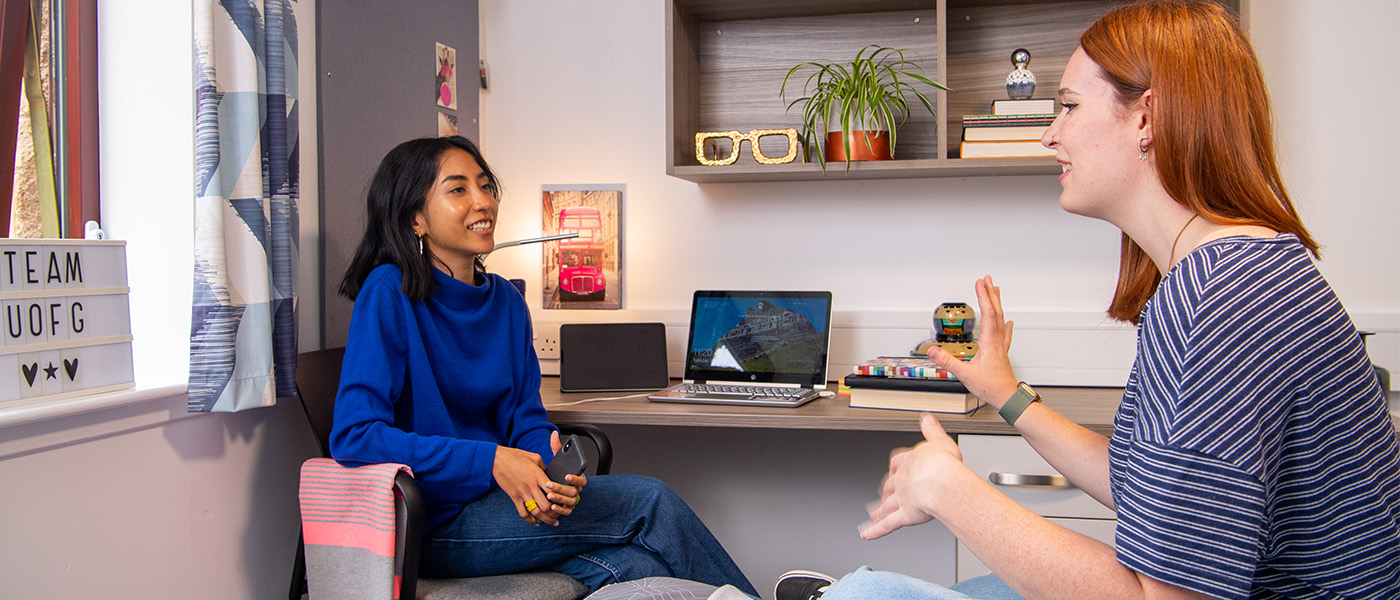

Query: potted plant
(780, 45), (950, 171)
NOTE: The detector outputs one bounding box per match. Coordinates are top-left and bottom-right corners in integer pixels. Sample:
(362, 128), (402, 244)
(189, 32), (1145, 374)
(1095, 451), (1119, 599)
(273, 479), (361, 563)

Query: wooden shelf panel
(668, 157), (1060, 183)
(673, 0), (936, 23)
(945, 0), (1107, 154)
(693, 10), (941, 162)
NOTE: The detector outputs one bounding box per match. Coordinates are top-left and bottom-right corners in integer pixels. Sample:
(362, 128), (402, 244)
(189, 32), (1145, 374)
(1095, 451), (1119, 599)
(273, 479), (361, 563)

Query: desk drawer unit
(956, 434), (1117, 582)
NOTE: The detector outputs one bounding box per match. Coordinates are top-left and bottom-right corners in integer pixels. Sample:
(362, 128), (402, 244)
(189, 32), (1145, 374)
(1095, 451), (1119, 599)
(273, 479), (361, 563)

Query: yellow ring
(574, 496), (581, 508)
(524, 499), (538, 512)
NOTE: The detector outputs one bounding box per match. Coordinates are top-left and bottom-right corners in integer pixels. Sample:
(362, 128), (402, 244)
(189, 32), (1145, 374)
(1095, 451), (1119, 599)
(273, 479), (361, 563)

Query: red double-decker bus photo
(556, 206), (606, 301)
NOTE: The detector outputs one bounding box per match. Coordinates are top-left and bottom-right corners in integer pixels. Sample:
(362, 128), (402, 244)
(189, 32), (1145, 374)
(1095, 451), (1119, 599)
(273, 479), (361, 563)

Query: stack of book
(959, 98), (1057, 159)
(845, 356), (982, 414)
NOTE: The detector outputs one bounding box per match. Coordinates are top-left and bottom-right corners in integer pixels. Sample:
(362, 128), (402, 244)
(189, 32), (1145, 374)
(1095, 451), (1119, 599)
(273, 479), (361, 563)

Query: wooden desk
(543, 381), (1125, 436)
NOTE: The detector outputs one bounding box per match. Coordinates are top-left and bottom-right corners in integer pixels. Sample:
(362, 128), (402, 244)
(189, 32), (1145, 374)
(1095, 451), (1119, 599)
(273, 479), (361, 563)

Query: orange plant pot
(824, 130), (892, 162)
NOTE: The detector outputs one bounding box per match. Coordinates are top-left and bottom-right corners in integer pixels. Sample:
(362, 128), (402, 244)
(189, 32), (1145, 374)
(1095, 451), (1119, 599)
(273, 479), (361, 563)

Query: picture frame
(541, 185), (623, 310)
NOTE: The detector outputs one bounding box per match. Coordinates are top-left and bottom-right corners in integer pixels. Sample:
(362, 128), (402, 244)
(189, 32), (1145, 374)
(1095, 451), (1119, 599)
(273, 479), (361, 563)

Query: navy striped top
(1109, 234), (1400, 599)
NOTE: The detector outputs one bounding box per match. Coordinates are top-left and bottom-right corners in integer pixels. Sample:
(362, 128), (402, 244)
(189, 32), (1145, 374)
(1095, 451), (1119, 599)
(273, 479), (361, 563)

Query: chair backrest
(293, 345), (611, 474)
(295, 347), (346, 458)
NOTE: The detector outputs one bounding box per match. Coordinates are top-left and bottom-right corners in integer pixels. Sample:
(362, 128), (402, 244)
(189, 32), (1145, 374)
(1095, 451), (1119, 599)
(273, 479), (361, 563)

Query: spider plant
(780, 45), (950, 171)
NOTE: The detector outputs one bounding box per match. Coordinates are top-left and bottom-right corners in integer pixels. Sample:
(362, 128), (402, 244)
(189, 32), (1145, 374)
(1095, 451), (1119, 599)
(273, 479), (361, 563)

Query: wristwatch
(998, 382), (1042, 426)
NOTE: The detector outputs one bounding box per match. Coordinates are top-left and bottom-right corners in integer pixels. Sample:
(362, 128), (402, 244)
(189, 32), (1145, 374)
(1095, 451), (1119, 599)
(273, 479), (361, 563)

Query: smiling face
(412, 147), (499, 278)
(1042, 47), (1151, 223)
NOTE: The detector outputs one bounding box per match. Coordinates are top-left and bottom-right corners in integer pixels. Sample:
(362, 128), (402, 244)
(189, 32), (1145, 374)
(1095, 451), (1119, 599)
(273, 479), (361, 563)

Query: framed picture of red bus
(541, 185), (622, 309)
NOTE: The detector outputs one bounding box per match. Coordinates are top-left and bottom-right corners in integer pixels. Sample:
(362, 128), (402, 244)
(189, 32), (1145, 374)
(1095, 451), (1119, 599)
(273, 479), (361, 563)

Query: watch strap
(998, 382), (1041, 426)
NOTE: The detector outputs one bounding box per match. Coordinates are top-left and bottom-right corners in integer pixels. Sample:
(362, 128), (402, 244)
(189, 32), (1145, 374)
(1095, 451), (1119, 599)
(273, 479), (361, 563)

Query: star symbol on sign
(44, 362), (59, 380)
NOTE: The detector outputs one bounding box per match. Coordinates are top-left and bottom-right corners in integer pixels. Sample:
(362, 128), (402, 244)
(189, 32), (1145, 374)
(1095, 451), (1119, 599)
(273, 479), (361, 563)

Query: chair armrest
(558, 423), (612, 475)
(394, 472), (425, 600)
(391, 426), (607, 600)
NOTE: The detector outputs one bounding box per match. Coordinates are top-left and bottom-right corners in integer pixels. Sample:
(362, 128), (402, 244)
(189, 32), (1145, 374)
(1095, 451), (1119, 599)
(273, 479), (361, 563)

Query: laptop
(648, 290), (833, 408)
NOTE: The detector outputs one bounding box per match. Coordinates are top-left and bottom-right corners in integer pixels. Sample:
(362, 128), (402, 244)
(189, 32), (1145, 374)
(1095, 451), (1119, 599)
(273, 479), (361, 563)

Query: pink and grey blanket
(299, 458), (413, 600)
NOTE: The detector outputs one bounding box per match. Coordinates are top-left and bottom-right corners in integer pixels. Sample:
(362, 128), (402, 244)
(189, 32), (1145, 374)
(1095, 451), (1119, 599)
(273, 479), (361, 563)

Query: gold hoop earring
(1138, 137), (1149, 161)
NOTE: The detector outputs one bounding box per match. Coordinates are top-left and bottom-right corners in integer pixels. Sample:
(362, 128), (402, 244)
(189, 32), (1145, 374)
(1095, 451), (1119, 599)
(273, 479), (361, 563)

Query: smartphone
(543, 434), (588, 484)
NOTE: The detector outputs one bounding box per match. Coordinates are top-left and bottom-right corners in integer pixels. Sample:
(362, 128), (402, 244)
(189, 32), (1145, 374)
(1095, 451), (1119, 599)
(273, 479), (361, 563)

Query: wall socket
(534, 322), (561, 360)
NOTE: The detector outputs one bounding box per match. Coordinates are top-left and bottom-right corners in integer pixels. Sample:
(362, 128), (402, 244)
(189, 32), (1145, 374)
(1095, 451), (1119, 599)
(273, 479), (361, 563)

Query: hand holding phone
(543, 434), (588, 484)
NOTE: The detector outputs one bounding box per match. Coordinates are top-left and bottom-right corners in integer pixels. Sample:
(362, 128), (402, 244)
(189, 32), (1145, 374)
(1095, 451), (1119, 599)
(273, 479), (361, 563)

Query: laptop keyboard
(676, 383), (813, 400)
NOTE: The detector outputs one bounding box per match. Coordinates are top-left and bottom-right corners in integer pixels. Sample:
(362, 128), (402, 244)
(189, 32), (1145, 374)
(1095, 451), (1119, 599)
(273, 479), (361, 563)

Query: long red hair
(1080, 0), (1318, 324)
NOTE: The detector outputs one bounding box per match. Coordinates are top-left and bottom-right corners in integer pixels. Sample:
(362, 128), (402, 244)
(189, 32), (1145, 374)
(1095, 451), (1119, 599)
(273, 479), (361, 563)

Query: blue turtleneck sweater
(330, 264), (555, 530)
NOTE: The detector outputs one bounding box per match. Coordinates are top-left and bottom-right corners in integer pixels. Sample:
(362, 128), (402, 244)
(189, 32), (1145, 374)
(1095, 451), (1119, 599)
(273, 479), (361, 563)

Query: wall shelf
(665, 0), (1239, 184)
(669, 157), (1060, 183)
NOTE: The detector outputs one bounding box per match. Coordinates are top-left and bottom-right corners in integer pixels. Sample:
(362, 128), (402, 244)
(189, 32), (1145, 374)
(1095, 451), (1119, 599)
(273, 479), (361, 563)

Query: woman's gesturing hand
(859, 414), (968, 540)
(927, 276), (1020, 410)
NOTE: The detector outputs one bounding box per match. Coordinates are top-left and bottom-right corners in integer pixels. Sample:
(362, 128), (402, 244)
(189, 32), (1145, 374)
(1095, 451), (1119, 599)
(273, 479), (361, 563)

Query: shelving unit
(665, 0), (1240, 183)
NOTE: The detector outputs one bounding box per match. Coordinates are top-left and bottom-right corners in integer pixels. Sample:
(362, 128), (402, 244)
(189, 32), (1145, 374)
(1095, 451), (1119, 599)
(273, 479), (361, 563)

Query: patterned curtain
(189, 0), (299, 412)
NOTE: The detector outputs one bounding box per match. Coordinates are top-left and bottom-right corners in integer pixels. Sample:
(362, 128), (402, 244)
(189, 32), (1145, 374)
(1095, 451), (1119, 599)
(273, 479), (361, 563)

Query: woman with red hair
(776, 2), (1400, 599)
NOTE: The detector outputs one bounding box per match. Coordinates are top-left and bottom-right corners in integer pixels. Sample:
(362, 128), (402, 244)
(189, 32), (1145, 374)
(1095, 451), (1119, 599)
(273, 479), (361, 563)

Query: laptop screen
(683, 290), (832, 387)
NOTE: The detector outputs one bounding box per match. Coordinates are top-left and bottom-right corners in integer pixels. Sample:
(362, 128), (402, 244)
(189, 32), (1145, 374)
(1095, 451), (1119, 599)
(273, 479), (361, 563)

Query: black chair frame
(288, 347), (612, 600)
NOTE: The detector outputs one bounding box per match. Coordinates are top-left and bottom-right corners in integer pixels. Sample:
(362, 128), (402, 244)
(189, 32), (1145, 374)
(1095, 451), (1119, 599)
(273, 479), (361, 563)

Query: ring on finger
(524, 498), (538, 512)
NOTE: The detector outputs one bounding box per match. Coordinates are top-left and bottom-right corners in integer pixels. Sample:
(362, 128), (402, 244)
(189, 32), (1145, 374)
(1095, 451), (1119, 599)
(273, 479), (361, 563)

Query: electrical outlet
(534, 322), (561, 360)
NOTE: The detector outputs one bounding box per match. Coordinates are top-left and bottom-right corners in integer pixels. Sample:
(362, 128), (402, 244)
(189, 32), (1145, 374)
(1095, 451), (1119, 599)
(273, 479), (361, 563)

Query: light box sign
(0, 240), (133, 404)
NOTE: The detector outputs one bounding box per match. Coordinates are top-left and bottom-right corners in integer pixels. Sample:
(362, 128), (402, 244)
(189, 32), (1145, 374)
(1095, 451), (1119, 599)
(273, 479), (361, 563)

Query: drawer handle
(988, 471), (1073, 488)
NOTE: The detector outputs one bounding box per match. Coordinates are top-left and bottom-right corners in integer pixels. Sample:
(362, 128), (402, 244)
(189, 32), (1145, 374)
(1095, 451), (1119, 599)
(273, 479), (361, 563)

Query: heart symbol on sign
(63, 358), (78, 381)
(21, 362), (38, 386)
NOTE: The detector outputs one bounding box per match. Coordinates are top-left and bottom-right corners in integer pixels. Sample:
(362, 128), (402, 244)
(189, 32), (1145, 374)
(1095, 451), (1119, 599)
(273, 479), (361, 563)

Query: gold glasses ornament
(695, 128), (800, 166)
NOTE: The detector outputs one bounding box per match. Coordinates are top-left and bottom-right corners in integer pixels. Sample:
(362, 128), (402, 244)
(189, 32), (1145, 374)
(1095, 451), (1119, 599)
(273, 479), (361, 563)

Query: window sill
(0, 384), (189, 430)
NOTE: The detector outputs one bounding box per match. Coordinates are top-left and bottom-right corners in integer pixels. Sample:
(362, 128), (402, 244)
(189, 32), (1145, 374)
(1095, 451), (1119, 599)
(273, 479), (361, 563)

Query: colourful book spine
(961, 113), (1057, 126)
(855, 364), (957, 378)
(854, 356), (958, 379)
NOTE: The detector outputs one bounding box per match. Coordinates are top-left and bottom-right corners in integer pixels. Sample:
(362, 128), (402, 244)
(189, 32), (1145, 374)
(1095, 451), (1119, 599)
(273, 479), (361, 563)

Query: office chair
(289, 347), (612, 600)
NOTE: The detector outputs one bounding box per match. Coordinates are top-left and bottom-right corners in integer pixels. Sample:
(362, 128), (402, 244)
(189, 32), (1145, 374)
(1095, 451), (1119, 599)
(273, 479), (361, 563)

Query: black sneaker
(775, 570), (836, 600)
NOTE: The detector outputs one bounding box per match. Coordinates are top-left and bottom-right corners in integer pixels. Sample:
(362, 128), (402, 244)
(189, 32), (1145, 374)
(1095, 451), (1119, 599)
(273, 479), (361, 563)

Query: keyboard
(647, 383), (820, 407)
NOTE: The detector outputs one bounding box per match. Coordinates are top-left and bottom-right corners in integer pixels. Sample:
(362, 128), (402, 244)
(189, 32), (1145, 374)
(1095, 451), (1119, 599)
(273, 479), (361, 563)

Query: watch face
(1018, 382), (1040, 401)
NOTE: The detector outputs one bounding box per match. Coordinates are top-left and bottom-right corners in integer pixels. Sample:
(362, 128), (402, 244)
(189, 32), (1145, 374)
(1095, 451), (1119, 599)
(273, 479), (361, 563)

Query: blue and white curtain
(189, 0), (299, 412)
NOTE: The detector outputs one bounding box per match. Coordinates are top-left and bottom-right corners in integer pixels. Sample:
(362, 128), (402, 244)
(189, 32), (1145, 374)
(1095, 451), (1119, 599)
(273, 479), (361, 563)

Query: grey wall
(318, 0), (480, 348)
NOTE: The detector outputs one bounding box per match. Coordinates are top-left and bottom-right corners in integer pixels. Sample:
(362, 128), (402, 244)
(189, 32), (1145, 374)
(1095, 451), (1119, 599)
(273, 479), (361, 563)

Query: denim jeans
(820, 567), (1024, 600)
(419, 474), (758, 596)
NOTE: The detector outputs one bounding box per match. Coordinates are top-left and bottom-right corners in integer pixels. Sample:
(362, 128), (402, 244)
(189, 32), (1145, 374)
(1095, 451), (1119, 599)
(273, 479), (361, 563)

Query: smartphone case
(543, 434), (588, 483)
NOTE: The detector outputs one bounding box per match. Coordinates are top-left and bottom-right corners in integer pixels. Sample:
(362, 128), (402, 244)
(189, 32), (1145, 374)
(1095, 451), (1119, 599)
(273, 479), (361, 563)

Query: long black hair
(339, 136), (501, 301)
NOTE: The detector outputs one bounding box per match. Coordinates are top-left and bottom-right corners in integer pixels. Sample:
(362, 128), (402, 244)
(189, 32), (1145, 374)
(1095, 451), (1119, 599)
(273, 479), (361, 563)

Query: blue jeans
(820, 567), (1024, 600)
(419, 474), (758, 596)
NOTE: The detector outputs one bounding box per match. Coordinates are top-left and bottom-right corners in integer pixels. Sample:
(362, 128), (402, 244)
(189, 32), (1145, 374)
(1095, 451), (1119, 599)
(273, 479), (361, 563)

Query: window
(2, 0), (99, 239)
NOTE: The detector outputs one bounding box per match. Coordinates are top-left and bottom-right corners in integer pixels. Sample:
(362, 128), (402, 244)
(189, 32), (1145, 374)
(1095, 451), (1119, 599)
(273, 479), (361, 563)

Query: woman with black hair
(330, 136), (757, 596)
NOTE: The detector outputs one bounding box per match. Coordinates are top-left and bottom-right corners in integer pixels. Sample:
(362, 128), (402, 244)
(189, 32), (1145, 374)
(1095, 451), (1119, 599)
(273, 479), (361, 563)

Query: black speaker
(559, 323), (670, 392)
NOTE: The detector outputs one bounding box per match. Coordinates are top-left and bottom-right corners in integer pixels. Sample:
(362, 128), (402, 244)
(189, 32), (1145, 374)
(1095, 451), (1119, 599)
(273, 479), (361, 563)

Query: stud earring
(1138, 137), (1149, 161)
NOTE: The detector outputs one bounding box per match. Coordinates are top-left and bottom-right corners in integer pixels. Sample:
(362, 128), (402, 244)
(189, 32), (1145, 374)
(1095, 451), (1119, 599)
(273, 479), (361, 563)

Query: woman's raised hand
(927, 276), (1020, 410)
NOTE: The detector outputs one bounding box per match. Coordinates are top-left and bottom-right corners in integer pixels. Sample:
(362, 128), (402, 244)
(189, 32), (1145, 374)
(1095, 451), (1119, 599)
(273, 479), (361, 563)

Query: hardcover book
(962, 124), (1051, 142)
(961, 113), (1056, 126)
(992, 98), (1056, 115)
(845, 374), (981, 413)
(845, 373), (968, 393)
(960, 140), (1056, 159)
